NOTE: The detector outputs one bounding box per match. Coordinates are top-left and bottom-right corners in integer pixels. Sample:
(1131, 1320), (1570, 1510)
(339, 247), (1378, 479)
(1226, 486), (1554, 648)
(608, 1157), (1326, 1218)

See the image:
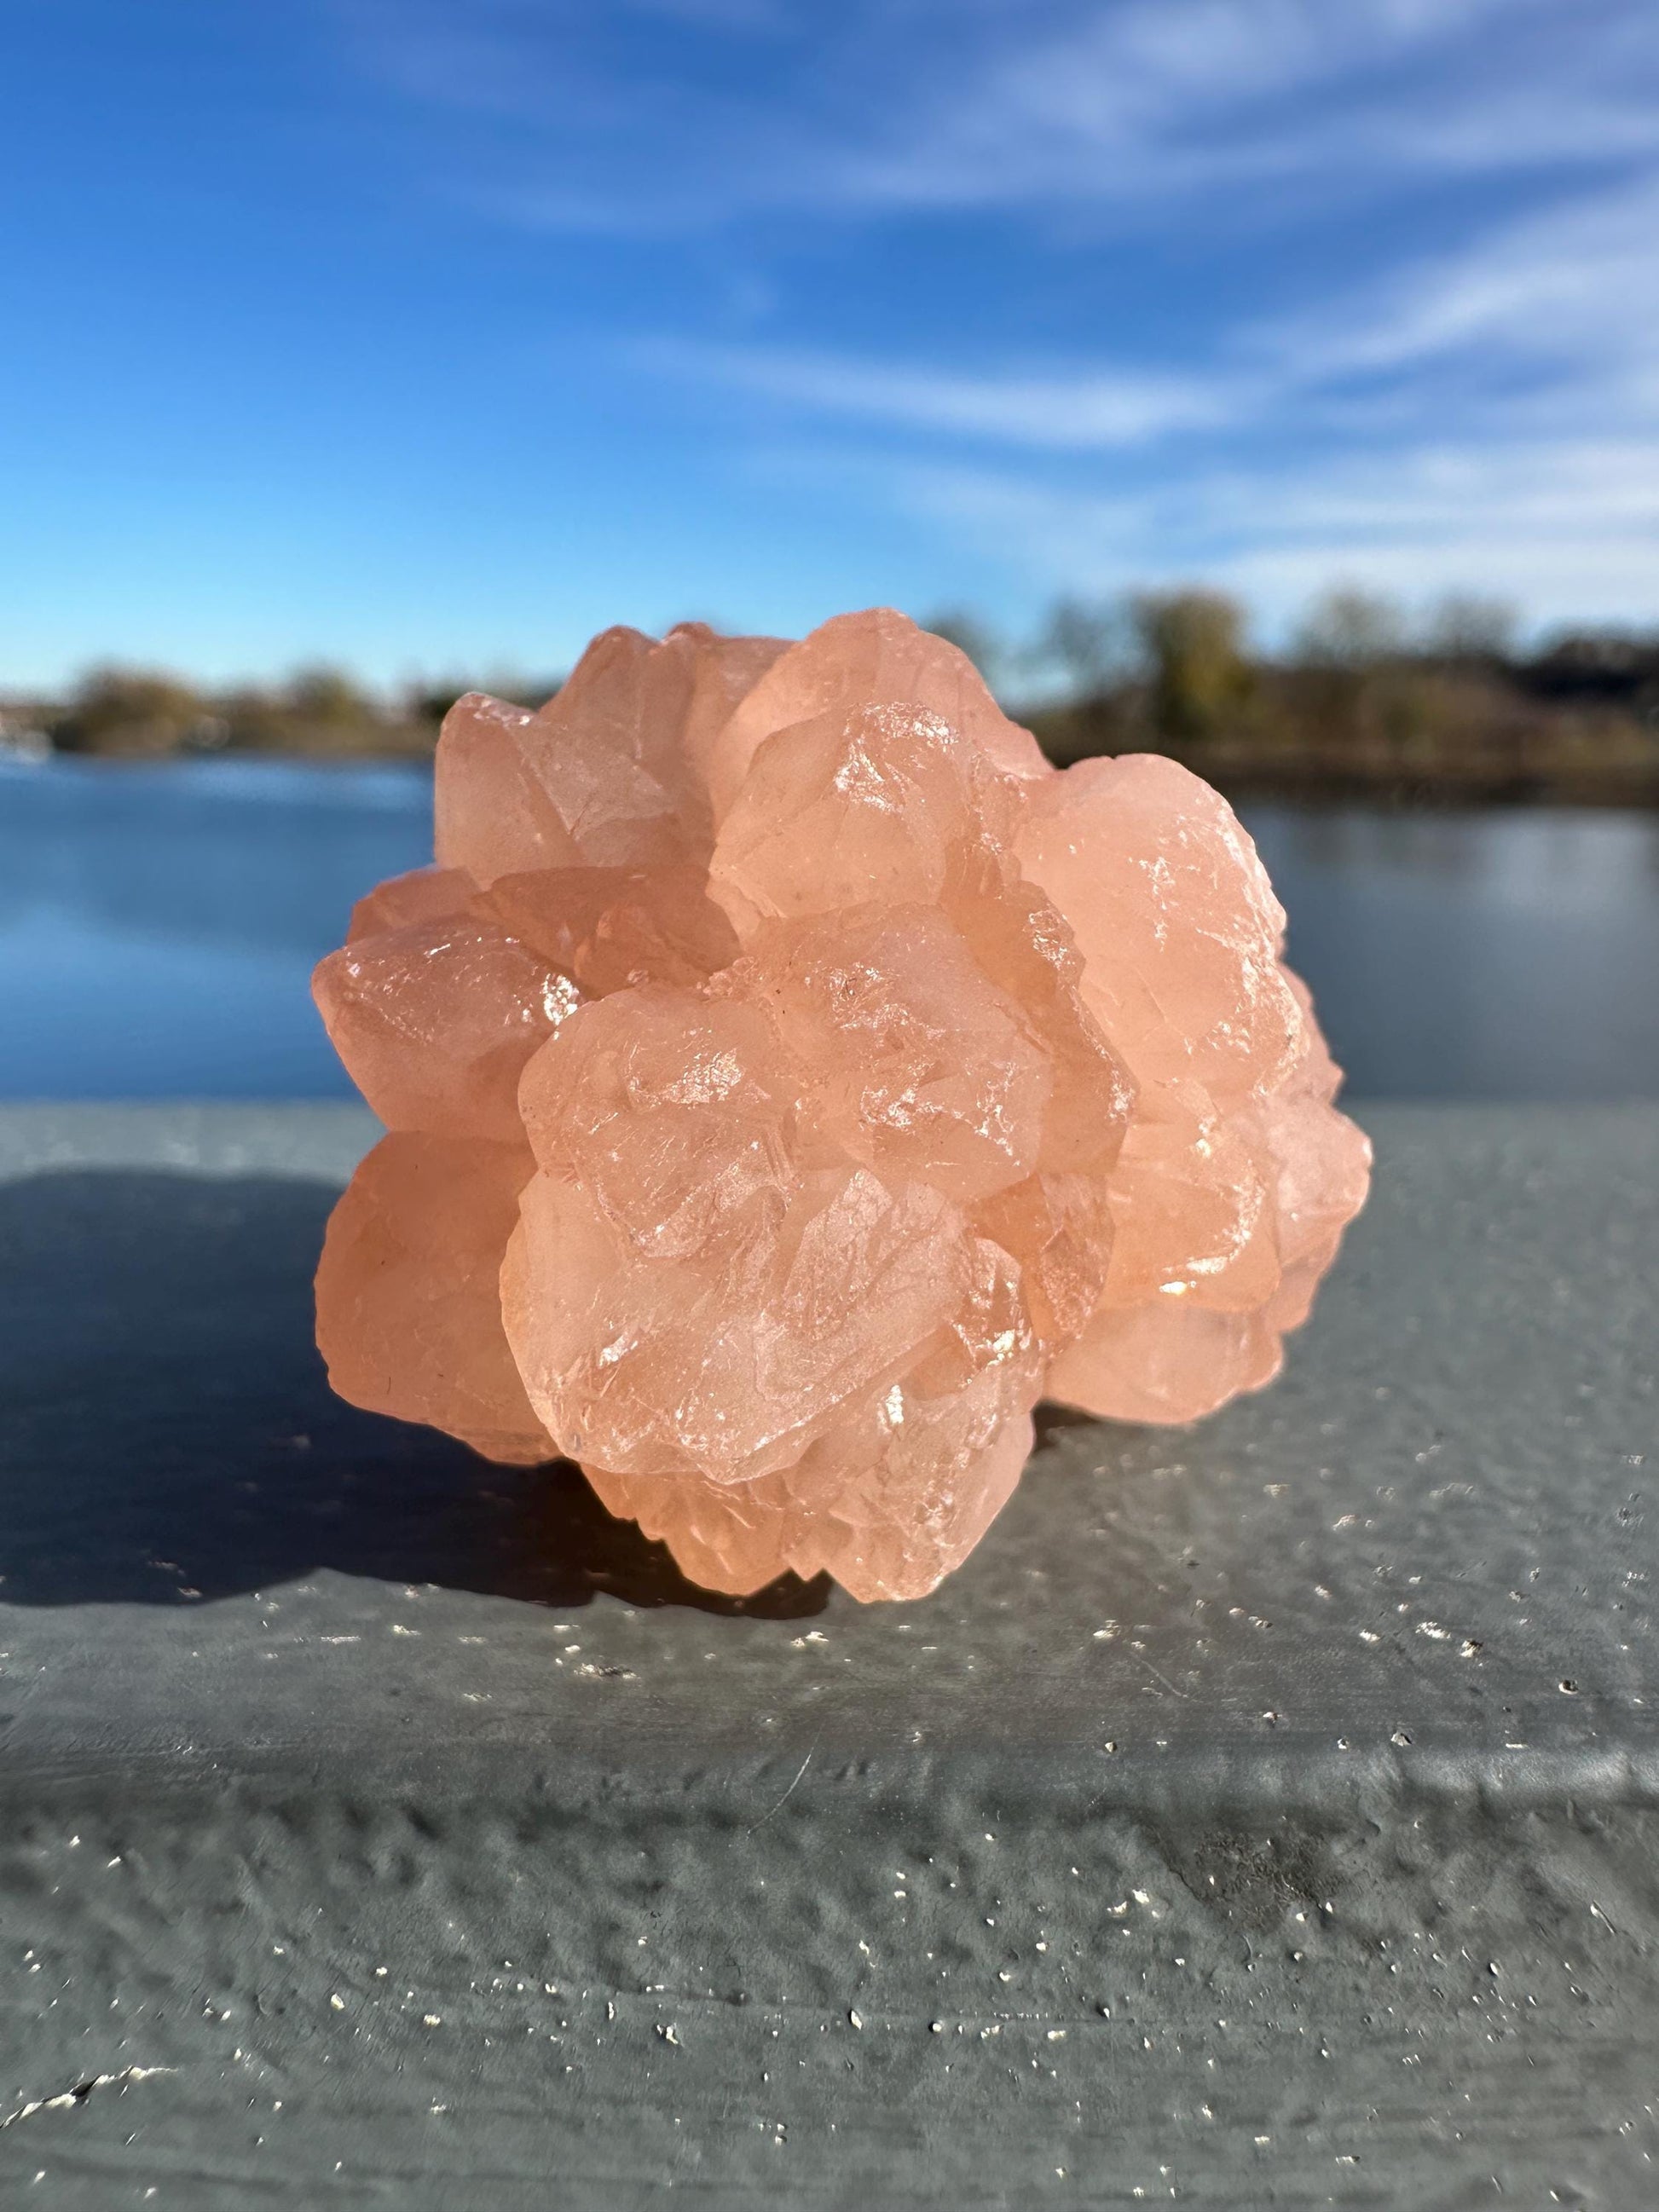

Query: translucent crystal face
(315, 609), (1371, 1601)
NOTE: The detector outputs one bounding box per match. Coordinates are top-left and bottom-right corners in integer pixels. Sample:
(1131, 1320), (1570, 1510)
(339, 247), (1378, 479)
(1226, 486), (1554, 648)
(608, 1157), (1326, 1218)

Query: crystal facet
(315, 611), (1371, 1600)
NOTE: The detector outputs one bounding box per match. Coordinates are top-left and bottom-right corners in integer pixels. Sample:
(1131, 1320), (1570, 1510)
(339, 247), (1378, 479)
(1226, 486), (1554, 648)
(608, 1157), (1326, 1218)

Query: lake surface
(3, 756), (1656, 1100)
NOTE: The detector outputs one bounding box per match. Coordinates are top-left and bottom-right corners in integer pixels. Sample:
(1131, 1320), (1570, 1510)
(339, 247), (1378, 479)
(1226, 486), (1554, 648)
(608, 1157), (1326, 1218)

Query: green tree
(286, 667), (379, 732)
(1130, 589), (1252, 742)
(52, 667), (211, 757)
(1033, 595), (1130, 702)
(1294, 587), (1405, 669)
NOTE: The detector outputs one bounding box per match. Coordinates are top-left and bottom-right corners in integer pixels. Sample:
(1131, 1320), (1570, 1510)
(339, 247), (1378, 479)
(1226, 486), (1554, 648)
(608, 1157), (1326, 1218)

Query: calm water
(3, 756), (1657, 1100)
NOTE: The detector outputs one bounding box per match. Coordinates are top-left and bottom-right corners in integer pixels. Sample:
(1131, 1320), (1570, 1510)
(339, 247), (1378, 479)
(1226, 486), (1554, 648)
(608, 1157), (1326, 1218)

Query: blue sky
(3, 0), (1657, 687)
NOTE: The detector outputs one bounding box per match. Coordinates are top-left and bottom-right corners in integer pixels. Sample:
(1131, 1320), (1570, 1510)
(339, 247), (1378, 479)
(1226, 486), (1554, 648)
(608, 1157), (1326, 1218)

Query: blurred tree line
(5, 588), (1657, 801)
(928, 587), (1659, 802)
(5, 667), (562, 763)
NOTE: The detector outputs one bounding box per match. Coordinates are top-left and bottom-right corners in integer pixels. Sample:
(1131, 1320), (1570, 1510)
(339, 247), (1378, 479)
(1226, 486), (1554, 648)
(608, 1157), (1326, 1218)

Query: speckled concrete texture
(1, 1104), (1656, 2207)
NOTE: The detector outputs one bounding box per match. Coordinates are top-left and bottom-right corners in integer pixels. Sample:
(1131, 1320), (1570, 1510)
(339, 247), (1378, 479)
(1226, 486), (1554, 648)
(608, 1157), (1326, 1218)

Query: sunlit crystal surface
(315, 610), (1370, 1600)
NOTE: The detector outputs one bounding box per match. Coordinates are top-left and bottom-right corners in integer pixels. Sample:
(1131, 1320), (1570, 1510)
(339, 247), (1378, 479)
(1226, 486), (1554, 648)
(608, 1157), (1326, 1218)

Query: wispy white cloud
(835, 0), (1553, 210)
(334, 0), (1659, 628)
(639, 142), (1659, 628)
(648, 160), (1659, 448)
(887, 437), (1659, 632)
(340, 0), (1659, 226)
(646, 339), (1250, 446)
(1269, 171), (1659, 388)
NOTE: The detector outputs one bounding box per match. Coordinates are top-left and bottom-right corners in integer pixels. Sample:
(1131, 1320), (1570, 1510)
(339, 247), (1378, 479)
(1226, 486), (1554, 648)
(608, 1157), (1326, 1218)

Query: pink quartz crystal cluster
(314, 610), (1370, 1601)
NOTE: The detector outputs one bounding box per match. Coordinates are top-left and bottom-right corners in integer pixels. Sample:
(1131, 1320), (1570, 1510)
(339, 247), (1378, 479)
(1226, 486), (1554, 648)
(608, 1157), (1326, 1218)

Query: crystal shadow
(0, 1169), (827, 1617)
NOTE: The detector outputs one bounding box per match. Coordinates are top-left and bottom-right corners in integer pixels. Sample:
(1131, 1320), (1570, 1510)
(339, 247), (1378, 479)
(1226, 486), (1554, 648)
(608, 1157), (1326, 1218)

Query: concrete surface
(0, 1103), (1656, 2208)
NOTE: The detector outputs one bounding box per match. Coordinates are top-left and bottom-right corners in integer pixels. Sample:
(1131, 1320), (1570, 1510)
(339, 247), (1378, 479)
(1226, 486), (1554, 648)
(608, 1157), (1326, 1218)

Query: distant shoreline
(5, 738), (1654, 811)
(6, 591), (1656, 809)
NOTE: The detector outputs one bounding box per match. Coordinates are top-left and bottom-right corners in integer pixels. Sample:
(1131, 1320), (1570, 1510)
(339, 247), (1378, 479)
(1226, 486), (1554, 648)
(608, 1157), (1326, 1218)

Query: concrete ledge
(2, 1104), (1656, 2205)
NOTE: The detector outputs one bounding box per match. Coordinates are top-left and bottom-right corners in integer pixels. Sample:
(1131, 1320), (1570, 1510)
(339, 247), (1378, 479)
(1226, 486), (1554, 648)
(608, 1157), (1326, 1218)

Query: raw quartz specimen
(314, 610), (1370, 1601)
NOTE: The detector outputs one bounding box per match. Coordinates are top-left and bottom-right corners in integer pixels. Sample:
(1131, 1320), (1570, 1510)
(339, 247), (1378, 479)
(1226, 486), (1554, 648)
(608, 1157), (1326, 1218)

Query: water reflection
(2, 759), (1656, 1100)
(0, 758), (431, 1097)
(1243, 804), (1659, 1099)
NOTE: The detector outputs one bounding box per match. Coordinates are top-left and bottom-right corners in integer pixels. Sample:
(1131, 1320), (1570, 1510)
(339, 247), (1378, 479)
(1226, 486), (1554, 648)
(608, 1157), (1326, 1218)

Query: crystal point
(315, 610), (1370, 1600)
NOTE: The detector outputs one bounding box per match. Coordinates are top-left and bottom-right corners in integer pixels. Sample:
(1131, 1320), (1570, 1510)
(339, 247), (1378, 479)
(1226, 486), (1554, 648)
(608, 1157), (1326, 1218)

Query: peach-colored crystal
(315, 610), (1371, 1601)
